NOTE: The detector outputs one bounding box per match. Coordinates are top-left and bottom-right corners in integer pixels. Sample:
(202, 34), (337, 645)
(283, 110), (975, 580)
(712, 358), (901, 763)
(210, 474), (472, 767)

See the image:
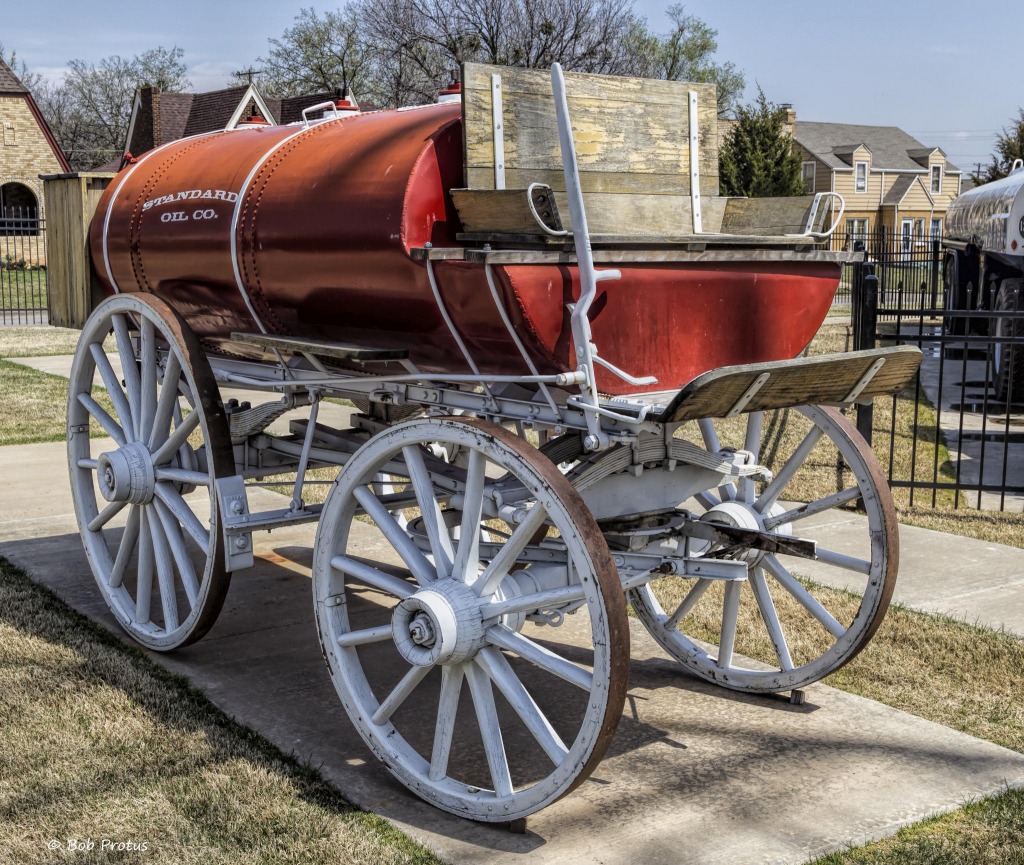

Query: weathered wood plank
(464, 167), (719, 197)
(451, 187), (564, 235)
(463, 248), (851, 265)
(462, 62), (719, 196)
(658, 348), (923, 422)
(721, 196), (821, 236)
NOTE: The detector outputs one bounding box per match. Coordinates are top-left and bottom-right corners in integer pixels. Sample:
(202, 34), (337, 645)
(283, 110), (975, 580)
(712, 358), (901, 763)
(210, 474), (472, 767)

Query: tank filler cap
(437, 73), (461, 104)
(324, 88), (360, 119)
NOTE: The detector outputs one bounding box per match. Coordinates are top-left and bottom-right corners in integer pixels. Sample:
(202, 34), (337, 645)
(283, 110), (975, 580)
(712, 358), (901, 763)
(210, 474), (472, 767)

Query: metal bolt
(583, 435), (601, 451)
(235, 535), (249, 550)
(409, 613), (435, 646)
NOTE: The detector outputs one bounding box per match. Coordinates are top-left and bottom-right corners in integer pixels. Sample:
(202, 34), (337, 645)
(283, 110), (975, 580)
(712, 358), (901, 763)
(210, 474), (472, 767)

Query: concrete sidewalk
(2, 438), (1024, 865)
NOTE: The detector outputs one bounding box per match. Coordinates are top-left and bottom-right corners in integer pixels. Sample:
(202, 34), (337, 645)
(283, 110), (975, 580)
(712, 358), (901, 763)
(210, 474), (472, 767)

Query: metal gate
(1, 208), (47, 325)
(851, 261), (1024, 511)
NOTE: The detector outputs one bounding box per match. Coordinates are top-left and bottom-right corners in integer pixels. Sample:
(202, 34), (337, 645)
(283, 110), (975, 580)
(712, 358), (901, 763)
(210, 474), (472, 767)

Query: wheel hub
(392, 579), (485, 666)
(701, 500), (791, 565)
(96, 442), (156, 505)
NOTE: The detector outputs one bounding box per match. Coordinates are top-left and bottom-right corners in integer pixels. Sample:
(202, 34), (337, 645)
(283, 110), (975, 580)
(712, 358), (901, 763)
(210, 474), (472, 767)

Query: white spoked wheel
(67, 293), (234, 651)
(629, 405), (898, 693)
(312, 417), (628, 822)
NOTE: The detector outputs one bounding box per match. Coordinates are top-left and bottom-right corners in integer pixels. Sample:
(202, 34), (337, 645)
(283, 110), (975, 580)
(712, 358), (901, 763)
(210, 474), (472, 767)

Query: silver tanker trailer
(943, 158), (1024, 401)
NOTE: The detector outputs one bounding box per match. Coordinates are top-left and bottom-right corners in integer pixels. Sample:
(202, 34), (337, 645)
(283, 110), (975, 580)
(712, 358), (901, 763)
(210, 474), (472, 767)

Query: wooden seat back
(458, 63), (719, 236)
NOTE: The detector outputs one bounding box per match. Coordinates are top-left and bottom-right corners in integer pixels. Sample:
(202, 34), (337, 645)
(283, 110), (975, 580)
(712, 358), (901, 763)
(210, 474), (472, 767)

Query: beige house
(0, 58), (70, 223)
(792, 121), (961, 247)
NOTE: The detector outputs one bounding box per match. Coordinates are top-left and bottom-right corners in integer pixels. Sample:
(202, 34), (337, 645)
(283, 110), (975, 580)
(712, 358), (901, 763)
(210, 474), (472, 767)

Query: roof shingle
(0, 58), (28, 94)
(795, 121), (960, 173)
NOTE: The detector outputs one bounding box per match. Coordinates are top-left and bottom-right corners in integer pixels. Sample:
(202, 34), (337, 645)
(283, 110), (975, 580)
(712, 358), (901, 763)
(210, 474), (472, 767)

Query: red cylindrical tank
(90, 103), (839, 395)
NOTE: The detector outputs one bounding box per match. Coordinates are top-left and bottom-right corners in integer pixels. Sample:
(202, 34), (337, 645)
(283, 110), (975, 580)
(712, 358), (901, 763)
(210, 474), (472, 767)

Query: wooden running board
(657, 346), (923, 423)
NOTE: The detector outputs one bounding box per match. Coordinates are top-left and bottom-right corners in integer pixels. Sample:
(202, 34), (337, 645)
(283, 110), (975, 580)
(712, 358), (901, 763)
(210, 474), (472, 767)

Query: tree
(35, 47), (190, 170)
(719, 88), (805, 197)
(0, 43), (44, 93)
(971, 109), (1024, 185)
(623, 5), (743, 115)
(242, 1), (743, 110)
(233, 6), (371, 98)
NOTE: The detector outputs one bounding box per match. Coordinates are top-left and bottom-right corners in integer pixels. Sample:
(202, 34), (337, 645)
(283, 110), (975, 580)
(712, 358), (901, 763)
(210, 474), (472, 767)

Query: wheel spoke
(474, 503), (548, 598)
(763, 554), (846, 638)
(109, 506), (141, 588)
(148, 353), (181, 450)
(480, 583), (587, 623)
(716, 580), (742, 669)
(371, 664), (432, 726)
(153, 498), (199, 605)
(762, 486), (861, 529)
(665, 578), (713, 630)
(136, 508), (155, 624)
(429, 663), (465, 782)
(698, 418), (721, 453)
(749, 567), (794, 671)
(452, 449), (486, 582)
(331, 554), (414, 599)
(154, 467), (210, 487)
(150, 410), (200, 467)
(138, 318), (158, 444)
(154, 482), (210, 549)
(738, 412), (763, 504)
(335, 624), (394, 648)
(88, 499), (127, 532)
(486, 624), (593, 692)
(402, 446), (455, 578)
(78, 393), (125, 445)
(111, 314), (143, 440)
(353, 485), (436, 586)
(77, 458), (98, 470)
(812, 547), (872, 575)
(465, 661), (513, 797)
(755, 425), (824, 513)
(89, 341), (136, 442)
(477, 647), (568, 765)
(149, 508), (180, 632)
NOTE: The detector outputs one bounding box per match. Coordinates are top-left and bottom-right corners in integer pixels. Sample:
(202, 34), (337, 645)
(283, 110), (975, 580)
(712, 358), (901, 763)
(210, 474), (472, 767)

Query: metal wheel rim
(67, 293), (233, 651)
(312, 417), (628, 822)
(629, 405), (898, 692)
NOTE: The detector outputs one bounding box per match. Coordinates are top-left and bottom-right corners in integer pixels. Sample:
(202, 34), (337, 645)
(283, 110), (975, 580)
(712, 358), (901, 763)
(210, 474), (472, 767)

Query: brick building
(0, 58), (70, 223)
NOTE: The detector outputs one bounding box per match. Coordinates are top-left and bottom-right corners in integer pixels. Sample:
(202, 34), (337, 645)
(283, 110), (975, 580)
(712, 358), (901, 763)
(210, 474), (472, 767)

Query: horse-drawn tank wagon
(61, 63), (921, 822)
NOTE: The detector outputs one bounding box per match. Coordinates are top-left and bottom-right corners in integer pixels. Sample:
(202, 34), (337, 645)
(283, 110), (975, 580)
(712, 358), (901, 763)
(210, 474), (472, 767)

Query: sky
(5, 0), (1019, 174)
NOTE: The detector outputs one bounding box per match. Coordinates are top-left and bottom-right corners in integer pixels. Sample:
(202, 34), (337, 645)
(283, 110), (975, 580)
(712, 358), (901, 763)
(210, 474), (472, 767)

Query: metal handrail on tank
(550, 63), (658, 450)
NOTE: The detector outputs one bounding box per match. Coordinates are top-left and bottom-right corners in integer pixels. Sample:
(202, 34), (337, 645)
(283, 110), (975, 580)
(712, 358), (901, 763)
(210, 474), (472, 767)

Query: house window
(855, 161), (868, 193)
(914, 218), (925, 240)
(931, 164), (942, 195)
(2, 122), (15, 146)
(801, 161), (816, 191)
(846, 218), (869, 248)
(930, 217), (942, 238)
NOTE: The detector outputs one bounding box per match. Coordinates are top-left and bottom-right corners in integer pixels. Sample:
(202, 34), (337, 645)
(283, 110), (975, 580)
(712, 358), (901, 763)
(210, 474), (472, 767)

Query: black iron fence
(0, 208), (48, 325)
(831, 229), (942, 310)
(851, 261), (1024, 512)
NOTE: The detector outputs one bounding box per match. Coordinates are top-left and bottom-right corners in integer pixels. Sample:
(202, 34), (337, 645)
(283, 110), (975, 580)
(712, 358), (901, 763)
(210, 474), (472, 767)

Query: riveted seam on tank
(127, 135), (226, 294)
(236, 120), (342, 334)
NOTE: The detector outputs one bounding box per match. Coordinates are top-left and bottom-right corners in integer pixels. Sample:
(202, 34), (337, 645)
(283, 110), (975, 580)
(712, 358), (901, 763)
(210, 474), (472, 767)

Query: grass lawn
(0, 556), (444, 865)
(0, 324), (83, 358)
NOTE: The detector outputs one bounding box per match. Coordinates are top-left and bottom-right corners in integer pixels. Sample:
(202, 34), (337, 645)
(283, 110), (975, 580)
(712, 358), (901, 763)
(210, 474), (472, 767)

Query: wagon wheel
(629, 405), (898, 693)
(67, 293), (234, 651)
(312, 417), (628, 822)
